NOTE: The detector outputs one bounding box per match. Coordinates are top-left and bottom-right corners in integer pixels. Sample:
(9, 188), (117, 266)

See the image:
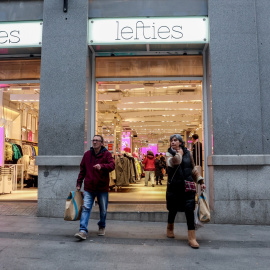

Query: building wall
(1, 0), (270, 224)
(208, 0), (270, 224)
(0, 0), (43, 22)
(88, 0), (208, 17)
(36, 0), (209, 217)
(37, 0), (89, 216)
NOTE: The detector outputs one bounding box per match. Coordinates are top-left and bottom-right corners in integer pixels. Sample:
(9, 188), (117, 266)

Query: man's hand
(76, 186), (81, 191)
(93, 164), (101, 170)
(200, 183), (206, 191)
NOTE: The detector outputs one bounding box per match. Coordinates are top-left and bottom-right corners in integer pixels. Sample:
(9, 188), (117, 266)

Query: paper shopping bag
(194, 204), (204, 230)
(198, 191), (211, 223)
(64, 191), (83, 221)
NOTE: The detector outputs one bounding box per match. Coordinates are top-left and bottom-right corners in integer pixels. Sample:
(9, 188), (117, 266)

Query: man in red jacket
(74, 135), (115, 240)
(142, 150), (155, 187)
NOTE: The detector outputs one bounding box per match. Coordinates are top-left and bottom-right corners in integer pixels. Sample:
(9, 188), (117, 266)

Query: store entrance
(0, 83), (39, 201)
(96, 79), (203, 203)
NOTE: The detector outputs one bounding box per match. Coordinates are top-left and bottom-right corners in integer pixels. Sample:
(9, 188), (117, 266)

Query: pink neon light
(121, 132), (131, 152)
(0, 127), (4, 166)
(140, 144), (158, 157)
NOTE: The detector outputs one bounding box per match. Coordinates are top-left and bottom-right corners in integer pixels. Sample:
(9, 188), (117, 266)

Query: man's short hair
(192, 134), (199, 140)
(93, 134), (104, 143)
(155, 154), (159, 157)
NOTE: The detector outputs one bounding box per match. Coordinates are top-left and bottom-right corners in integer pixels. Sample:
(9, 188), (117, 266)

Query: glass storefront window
(0, 83), (39, 201)
(95, 79), (204, 202)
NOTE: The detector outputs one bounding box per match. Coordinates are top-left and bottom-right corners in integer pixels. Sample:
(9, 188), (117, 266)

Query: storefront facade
(1, 0), (270, 225)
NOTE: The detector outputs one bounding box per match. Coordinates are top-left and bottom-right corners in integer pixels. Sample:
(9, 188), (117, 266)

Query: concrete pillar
(37, 0), (89, 216)
(208, 0), (270, 224)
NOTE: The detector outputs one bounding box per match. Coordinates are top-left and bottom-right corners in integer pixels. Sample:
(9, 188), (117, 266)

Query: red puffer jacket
(77, 146), (115, 192)
(142, 152), (155, 171)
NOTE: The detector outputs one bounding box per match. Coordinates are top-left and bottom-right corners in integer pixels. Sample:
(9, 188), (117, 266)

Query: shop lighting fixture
(10, 94), (39, 102)
(10, 88), (22, 91)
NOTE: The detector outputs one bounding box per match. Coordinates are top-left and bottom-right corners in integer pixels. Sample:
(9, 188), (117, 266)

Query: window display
(0, 83), (39, 200)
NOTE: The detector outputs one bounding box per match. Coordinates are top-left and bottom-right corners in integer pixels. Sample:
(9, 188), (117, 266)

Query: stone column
(37, 0), (89, 216)
(208, 0), (270, 224)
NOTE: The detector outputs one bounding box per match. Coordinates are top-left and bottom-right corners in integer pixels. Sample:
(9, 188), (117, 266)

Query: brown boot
(167, 223), (175, 238)
(188, 230), (199, 249)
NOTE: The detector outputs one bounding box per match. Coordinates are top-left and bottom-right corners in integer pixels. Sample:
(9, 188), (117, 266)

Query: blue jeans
(79, 191), (108, 234)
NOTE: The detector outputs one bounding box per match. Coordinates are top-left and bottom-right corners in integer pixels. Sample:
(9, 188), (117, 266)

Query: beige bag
(64, 191), (83, 221)
(198, 191), (210, 223)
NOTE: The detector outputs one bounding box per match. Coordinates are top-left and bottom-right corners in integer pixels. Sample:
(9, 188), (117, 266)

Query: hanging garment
(33, 146), (38, 155)
(4, 142), (13, 161)
(15, 144), (24, 157)
(22, 145), (33, 156)
(12, 144), (22, 161)
(128, 158), (136, 183)
(18, 155), (30, 179)
(115, 156), (130, 186)
(109, 170), (116, 186)
(27, 158), (38, 176)
(31, 146), (36, 156)
(134, 158), (140, 180)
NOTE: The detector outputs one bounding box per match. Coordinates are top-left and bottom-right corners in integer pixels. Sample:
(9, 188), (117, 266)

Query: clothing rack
(22, 140), (38, 145)
(5, 138), (21, 143)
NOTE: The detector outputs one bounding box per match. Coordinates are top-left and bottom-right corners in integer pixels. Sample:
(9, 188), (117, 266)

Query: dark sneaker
(98, 227), (105, 236)
(74, 231), (87, 240)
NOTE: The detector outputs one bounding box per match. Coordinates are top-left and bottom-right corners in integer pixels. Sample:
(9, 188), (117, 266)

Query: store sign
(0, 21), (43, 48)
(88, 17), (209, 45)
(108, 143), (114, 151)
(121, 132), (131, 152)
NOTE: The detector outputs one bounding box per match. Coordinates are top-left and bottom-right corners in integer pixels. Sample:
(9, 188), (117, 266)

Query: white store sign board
(88, 17), (209, 45)
(0, 21), (43, 48)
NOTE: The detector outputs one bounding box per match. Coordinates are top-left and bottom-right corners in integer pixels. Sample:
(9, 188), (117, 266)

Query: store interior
(0, 80), (204, 202)
(96, 80), (204, 202)
(0, 83), (39, 201)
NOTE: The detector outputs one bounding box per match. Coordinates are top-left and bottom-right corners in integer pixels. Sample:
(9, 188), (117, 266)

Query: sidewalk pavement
(0, 214), (269, 270)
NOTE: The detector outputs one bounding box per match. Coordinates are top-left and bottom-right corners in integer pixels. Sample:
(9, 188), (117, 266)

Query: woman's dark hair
(169, 134), (185, 147)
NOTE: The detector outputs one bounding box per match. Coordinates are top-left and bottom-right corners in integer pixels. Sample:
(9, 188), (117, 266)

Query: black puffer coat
(166, 147), (195, 212)
(155, 158), (163, 177)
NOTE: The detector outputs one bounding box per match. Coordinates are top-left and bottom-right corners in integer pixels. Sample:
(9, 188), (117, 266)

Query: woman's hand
(177, 148), (184, 156)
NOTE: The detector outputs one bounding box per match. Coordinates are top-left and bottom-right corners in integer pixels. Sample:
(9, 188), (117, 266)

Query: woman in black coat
(155, 155), (163, 185)
(165, 134), (206, 249)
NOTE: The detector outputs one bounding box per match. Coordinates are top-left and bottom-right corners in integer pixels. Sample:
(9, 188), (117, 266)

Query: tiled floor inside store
(0, 188), (38, 201)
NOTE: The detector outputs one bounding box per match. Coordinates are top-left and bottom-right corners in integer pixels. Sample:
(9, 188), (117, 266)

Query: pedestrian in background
(155, 154), (163, 185)
(142, 150), (155, 187)
(166, 134), (206, 248)
(74, 135), (115, 240)
(159, 155), (167, 181)
(192, 134), (202, 167)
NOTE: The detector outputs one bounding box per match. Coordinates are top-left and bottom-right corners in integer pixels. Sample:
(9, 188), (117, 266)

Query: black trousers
(168, 210), (195, 230)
